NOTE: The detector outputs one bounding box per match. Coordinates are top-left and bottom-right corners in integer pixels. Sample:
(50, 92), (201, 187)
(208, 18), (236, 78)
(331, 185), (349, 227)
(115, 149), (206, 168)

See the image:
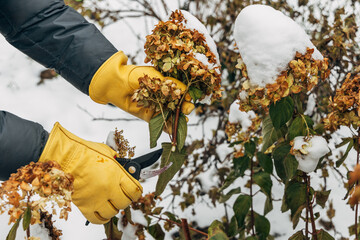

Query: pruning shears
(106, 131), (172, 180)
(115, 148), (172, 180)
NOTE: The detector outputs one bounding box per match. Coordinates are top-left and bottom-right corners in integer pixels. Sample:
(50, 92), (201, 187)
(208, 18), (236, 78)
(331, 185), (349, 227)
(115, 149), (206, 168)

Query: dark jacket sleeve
(0, 0), (118, 94)
(0, 111), (49, 180)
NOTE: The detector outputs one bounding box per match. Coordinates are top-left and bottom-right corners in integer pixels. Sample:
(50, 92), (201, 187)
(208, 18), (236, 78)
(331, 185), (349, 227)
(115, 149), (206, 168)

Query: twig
(150, 215), (208, 237)
(305, 200), (309, 239)
(304, 173), (317, 240)
(77, 105), (141, 122)
(182, 218), (192, 240)
(250, 159), (256, 236)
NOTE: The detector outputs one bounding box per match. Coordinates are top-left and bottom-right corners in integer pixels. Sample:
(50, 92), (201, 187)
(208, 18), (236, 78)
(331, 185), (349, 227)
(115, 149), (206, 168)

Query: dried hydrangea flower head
(238, 48), (330, 113)
(131, 75), (186, 113)
(323, 73), (360, 132)
(140, 9), (222, 110)
(0, 161), (74, 225)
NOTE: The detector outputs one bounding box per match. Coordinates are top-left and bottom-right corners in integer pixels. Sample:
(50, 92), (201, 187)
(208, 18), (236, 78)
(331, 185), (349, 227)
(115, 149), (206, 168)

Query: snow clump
(117, 209), (148, 240)
(292, 136), (330, 173)
(181, 10), (221, 68)
(229, 100), (256, 132)
(234, 5), (323, 88)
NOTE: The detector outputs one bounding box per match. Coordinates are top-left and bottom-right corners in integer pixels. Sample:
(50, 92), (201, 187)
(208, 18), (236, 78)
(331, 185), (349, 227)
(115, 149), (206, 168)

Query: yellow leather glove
(38, 122), (142, 224)
(89, 51), (195, 122)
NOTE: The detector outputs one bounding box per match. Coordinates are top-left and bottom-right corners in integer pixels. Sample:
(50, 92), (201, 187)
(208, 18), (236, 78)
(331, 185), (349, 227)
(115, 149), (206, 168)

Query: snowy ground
(0, 2), (357, 240)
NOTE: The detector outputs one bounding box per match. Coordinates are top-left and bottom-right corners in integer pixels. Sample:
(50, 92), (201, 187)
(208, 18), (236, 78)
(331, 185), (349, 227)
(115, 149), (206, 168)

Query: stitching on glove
(108, 200), (119, 212)
(119, 184), (134, 202)
(94, 211), (108, 222)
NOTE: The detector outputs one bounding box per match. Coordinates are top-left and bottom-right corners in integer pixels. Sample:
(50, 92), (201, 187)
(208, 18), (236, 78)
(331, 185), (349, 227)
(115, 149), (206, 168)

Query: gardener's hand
(39, 122), (142, 224)
(89, 51), (195, 122)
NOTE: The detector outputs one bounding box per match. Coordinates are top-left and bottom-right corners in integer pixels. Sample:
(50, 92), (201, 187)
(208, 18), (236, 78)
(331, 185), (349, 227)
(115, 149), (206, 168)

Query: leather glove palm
(39, 122), (142, 224)
(89, 52), (195, 122)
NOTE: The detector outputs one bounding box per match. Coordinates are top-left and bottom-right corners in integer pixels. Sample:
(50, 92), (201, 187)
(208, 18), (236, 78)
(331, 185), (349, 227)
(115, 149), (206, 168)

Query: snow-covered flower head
(234, 4), (322, 88)
(291, 136), (330, 173)
(233, 5), (329, 113)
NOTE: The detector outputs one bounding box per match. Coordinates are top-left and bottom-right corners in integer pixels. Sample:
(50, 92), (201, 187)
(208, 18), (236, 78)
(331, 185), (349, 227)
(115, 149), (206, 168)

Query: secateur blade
(116, 148), (170, 180)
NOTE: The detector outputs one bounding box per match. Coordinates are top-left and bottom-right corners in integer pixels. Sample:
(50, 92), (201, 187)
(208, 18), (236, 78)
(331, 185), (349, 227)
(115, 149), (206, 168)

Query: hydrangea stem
(171, 106), (181, 147)
(250, 158), (256, 236)
(304, 173), (317, 240)
(26, 197), (30, 238)
(355, 130), (360, 239)
(181, 218), (192, 240)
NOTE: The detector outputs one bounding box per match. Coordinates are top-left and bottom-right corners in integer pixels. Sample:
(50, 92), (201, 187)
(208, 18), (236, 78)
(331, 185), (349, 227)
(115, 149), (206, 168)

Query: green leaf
(163, 212), (178, 222)
(336, 138), (354, 167)
(104, 217), (123, 240)
(208, 220), (229, 240)
(264, 197), (273, 216)
(148, 223), (165, 240)
(284, 154), (298, 181)
(289, 230), (306, 240)
(348, 222), (360, 237)
(209, 233), (229, 240)
(284, 181), (307, 228)
(261, 115), (280, 152)
(234, 156), (251, 176)
(316, 190), (331, 208)
(176, 113), (187, 151)
(257, 152), (273, 174)
(149, 110), (170, 148)
(6, 216), (21, 240)
(229, 140), (243, 147)
(316, 229), (335, 240)
(208, 220), (225, 235)
(188, 86), (203, 102)
(269, 96), (294, 129)
(22, 206), (31, 231)
(219, 187), (241, 203)
(288, 115), (314, 140)
(155, 142), (186, 196)
(228, 216), (238, 237)
(254, 213), (270, 240)
(152, 207), (164, 215)
(233, 195), (251, 228)
(219, 170), (237, 192)
(245, 140), (256, 156)
(253, 172), (272, 199)
(291, 204), (306, 229)
(272, 144), (298, 182)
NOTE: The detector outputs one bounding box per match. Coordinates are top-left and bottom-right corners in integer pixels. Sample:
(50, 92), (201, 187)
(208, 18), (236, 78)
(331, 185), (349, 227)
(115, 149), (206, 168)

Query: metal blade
(139, 162), (173, 180)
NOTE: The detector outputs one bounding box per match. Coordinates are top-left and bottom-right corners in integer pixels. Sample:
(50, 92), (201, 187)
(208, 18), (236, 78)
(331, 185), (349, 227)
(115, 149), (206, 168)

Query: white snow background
(0, 1), (357, 239)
